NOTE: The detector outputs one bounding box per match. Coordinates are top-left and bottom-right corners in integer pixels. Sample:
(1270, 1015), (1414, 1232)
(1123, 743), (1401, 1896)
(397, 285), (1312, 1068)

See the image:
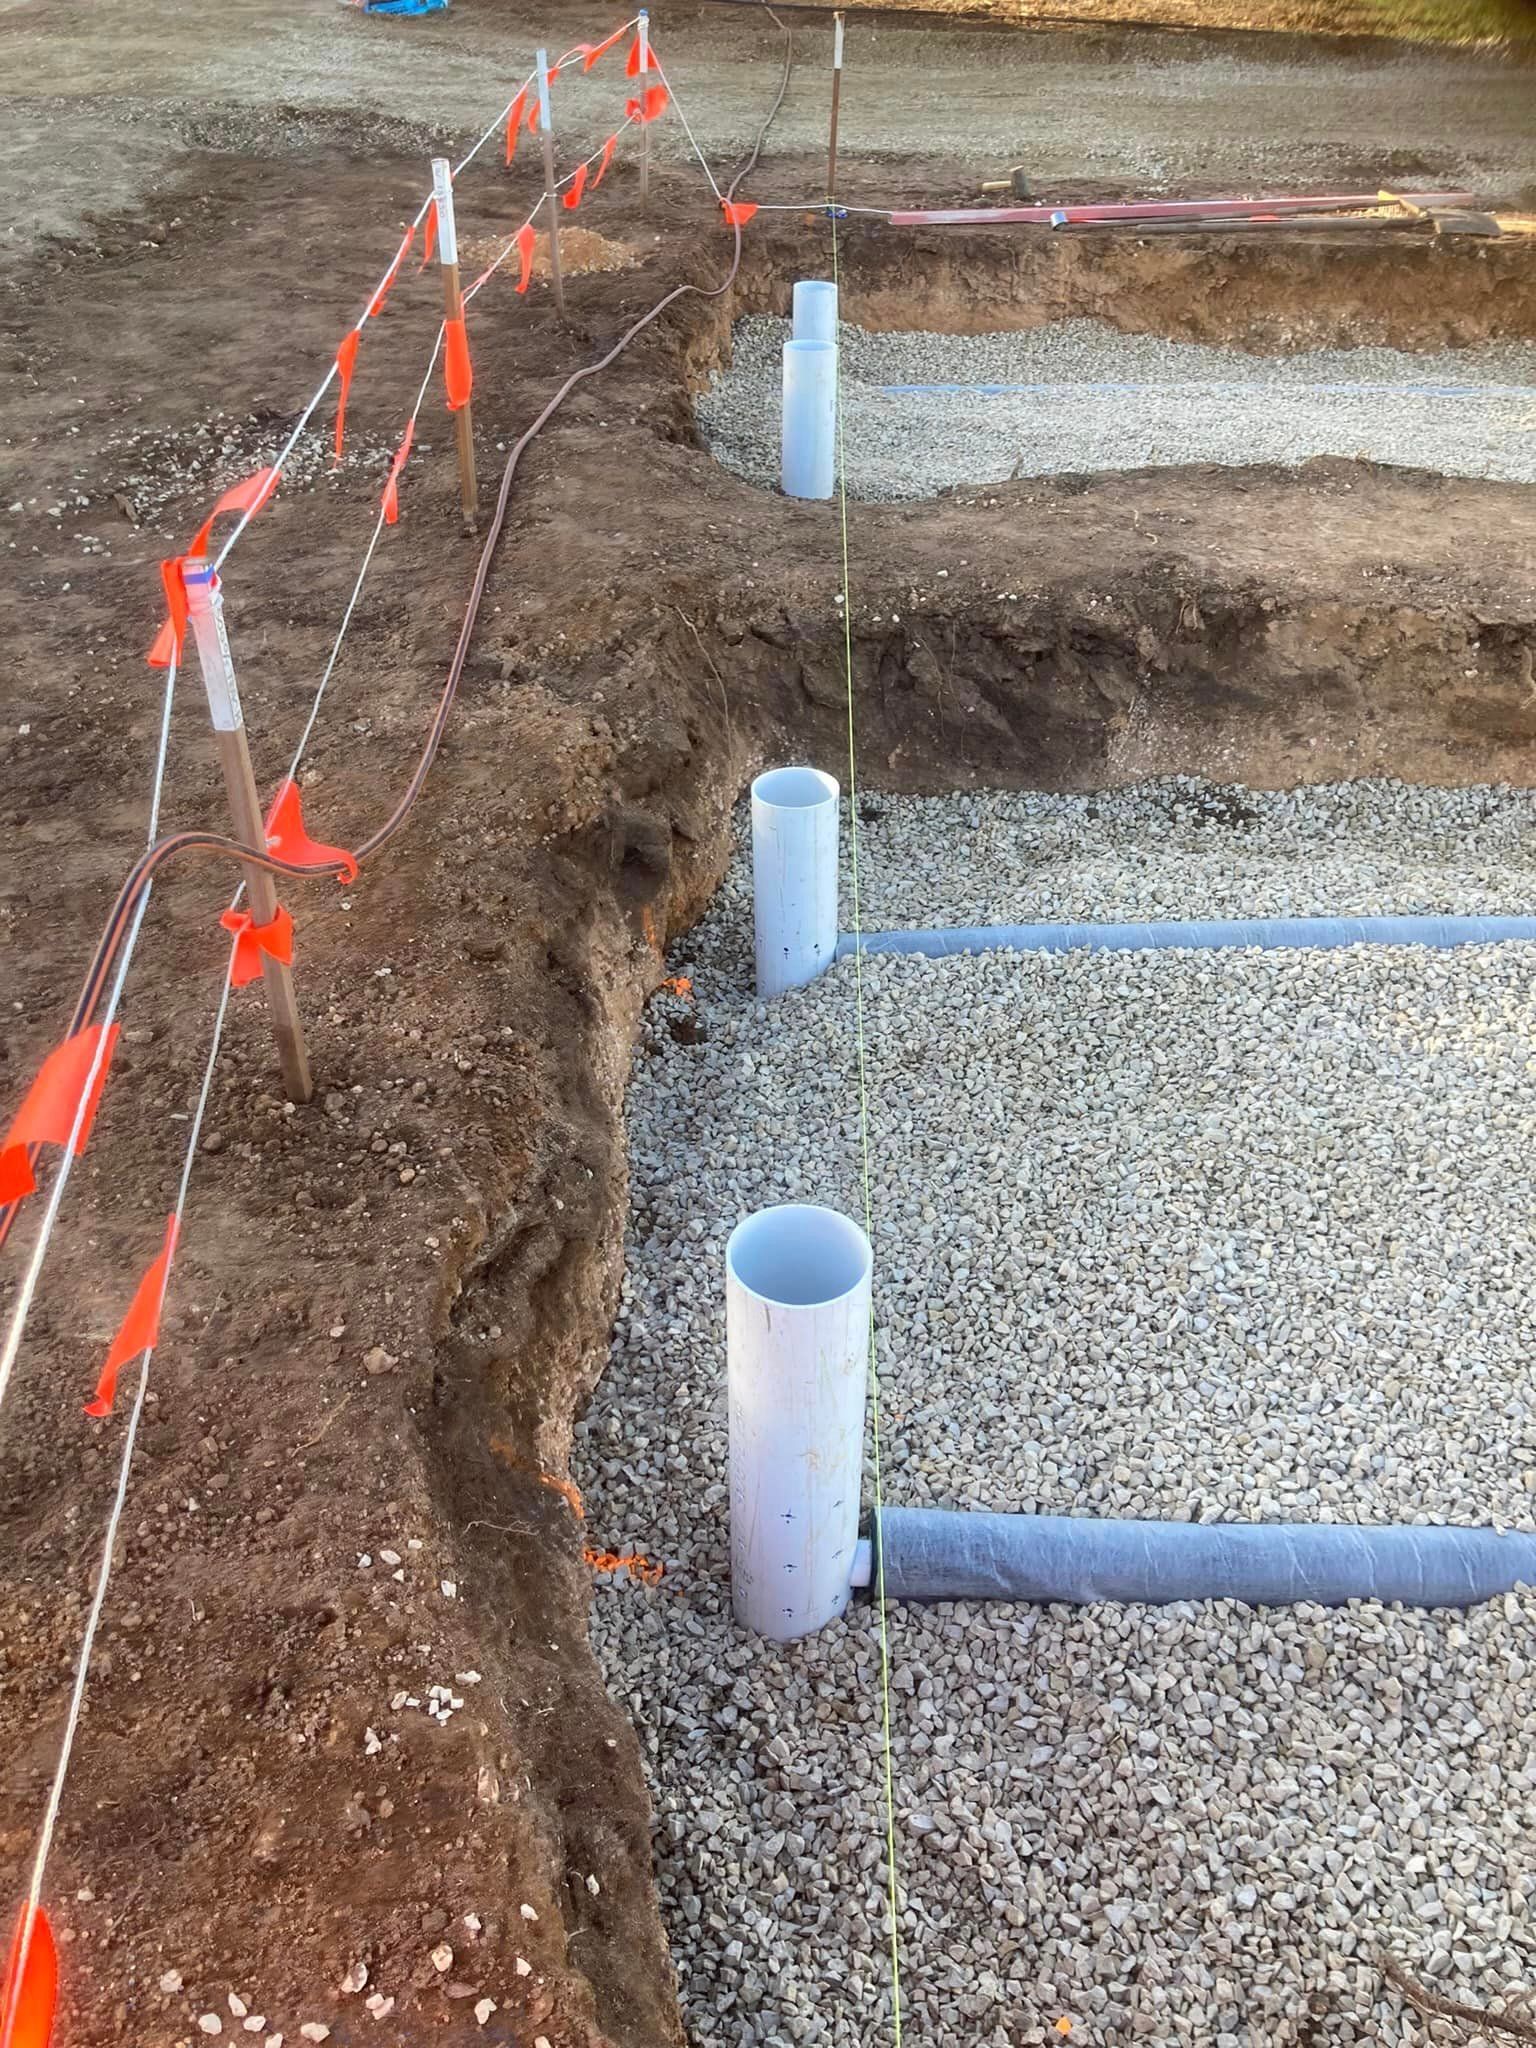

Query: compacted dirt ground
(2, 3), (1535, 2044)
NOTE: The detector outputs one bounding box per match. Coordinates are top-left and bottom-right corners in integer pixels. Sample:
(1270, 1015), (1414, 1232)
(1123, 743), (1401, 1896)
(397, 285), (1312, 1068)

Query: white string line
(0, 651), (180, 1434)
(649, 58), (725, 201)
(0, 942), (237, 2048)
(283, 324), (447, 781)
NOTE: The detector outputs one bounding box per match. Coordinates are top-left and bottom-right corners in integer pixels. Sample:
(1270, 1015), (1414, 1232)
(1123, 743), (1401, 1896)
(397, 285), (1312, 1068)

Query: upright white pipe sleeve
(792, 278), (838, 345)
(752, 766), (839, 997)
(727, 1204), (872, 1640)
(781, 338), (837, 499)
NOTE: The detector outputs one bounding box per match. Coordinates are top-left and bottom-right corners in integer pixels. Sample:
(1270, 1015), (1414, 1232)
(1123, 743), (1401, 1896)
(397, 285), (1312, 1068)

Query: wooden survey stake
(182, 558), (313, 1104)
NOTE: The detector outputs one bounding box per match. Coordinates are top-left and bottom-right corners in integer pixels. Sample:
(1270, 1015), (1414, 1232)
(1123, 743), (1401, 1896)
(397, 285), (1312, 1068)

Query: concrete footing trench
(576, 782), (1536, 2047)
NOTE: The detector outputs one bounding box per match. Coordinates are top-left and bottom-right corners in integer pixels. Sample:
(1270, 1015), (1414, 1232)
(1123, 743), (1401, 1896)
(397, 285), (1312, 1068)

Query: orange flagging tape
(626, 33), (656, 75)
(147, 468), (279, 662)
(219, 905), (294, 989)
(0, 1905), (56, 2048)
(333, 329), (361, 464)
(626, 84), (668, 124)
(381, 418), (415, 524)
(371, 222), (417, 316)
(265, 777), (360, 881)
(86, 1213), (180, 1417)
(444, 316), (473, 412)
(505, 86), (527, 162)
(721, 199), (758, 227)
(421, 199), (438, 269)
(188, 467), (278, 560)
(0, 1024), (120, 1206)
(526, 92), (543, 134)
(147, 553), (189, 668)
(514, 223), (537, 294)
(590, 133), (618, 191)
(659, 975), (694, 999)
(540, 1472), (586, 1518)
(581, 23), (628, 69)
(584, 1546), (665, 1586)
(563, 163), (589, 212)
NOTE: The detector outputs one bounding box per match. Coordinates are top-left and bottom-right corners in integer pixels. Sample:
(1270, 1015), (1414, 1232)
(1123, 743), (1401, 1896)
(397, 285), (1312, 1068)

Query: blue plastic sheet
(365, 0), (449, 15)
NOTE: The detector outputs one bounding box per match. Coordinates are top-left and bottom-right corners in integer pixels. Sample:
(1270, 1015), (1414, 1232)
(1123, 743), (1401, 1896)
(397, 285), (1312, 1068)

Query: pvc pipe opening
(792, 279), (839, 345)
(726, 1202), (871, 1308)
(752, 766), (839, 813)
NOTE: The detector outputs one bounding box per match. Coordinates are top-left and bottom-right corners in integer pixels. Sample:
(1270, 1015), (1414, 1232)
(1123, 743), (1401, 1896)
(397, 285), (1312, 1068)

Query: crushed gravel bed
(697, 317), (1536, 498)
(577, 778), (1536, 2047)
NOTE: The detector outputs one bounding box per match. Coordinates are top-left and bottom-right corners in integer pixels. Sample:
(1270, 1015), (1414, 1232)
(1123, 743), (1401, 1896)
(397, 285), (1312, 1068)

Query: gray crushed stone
(696, 317), (1536, 499)
(577, 777), (1536, 2048)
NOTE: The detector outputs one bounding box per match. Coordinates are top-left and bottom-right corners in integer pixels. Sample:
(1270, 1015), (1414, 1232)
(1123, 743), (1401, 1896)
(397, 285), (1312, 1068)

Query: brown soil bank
(1, 144), (1534, 2048)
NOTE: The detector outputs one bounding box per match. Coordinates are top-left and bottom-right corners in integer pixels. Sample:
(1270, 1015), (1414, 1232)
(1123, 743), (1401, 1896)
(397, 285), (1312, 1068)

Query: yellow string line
(830, 210), (904, 2048)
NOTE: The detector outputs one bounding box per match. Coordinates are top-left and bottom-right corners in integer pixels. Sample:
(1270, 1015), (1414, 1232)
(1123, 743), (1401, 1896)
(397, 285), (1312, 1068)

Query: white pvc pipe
(781, 338), (837, 499)
(752, 766), (839, 998)
(727, 1204), (872, 1640)
(792, 278), (838, 345)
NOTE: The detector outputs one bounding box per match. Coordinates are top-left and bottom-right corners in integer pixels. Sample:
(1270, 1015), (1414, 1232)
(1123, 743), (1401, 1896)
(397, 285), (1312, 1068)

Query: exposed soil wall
(1, 144), (1534, 2048)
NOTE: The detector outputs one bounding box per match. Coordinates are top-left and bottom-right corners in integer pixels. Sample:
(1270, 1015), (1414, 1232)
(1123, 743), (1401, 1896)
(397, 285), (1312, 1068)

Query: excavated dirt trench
(2, 145), (1535, 2048)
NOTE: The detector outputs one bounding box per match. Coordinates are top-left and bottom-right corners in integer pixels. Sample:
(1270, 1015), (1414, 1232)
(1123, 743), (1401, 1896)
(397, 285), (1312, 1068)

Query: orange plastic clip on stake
(264, 778), (359, 882)
(625, 31), (656, 74)
(505, 86), (527, 162)
(0, 1023), (120, 1206)
(563, 162), (588, 211)
(514, 222), (537, 294)
(332, 329), (361, 464)
(86, 1213), (180, 1417)
(0, 1904), (57, 2048)
(219, 905), (295, 989)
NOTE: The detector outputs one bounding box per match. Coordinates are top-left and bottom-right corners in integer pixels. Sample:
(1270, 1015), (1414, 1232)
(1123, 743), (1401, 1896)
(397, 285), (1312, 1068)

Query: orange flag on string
(86, 1214), (180, 1417)
(563, 163), (588, 211)
(514, 222), (537, 294)
(0, 1905), (56, 2048)
(590, 134), (618, 191)
(381, 419), (414, 524)
(333, 330), (361, 463)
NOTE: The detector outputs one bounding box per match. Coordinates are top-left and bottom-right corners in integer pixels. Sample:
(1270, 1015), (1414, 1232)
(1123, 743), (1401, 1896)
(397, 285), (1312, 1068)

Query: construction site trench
(4, 122), (1536, 2048)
